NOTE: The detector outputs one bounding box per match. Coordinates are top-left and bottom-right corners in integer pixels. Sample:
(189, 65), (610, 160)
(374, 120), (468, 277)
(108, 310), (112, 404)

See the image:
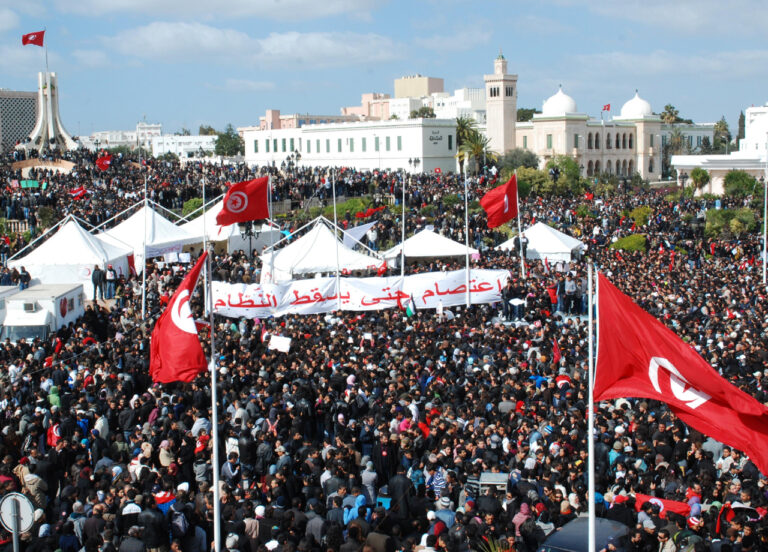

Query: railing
(4, 220), (29, 234)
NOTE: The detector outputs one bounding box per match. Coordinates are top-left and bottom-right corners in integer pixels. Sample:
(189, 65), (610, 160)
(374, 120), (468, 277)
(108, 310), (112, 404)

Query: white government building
(240, 53), (713, 178)
(673, 103), (768, 194)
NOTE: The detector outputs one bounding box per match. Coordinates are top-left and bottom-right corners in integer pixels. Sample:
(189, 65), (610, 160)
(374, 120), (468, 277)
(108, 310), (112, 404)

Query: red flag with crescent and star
(216, 176), (270, 226)
(594, 272), (768, 474)
(95, 154), (112, 171)
(150, 253), (208, 383)
(22, 31), (45, 47)
(479, 174), (518, 228)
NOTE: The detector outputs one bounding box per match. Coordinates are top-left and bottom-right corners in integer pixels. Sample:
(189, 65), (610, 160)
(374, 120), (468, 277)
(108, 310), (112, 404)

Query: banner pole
(202, 173), (208, 316)
(141, 143), (147, 318)
(516, 169), (525, 279)
(464, 174), (470, 307)
(400, 173), (406, 282)
(588, 263), (596, 552)
(207, 248), (222, 552)
(332, 169), (341, 311)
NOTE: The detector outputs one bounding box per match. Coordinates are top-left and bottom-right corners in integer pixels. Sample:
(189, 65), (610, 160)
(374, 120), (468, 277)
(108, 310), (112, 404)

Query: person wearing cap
(434, 496), (455, 529)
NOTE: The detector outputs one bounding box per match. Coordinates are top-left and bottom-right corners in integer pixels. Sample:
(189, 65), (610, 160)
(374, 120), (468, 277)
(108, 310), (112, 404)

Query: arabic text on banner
(211, 269), (510, 318)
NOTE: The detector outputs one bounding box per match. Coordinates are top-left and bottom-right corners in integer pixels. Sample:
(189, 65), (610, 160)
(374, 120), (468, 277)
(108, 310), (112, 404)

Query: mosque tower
(484, 50), (517, 154)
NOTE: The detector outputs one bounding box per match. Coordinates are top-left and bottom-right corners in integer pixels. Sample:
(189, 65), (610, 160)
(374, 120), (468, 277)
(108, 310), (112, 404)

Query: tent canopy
(383, 229), (478, 261)
(261, 220), (381, 283)
(497, 222), (585, 262)
(179, 198), (237, 242)
(99, 204), (199, 258)
(9, 217), (131, 297)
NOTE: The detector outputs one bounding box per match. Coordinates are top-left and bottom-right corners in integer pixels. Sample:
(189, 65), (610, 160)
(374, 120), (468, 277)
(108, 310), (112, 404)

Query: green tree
(723, 170), (756, 197)
(455, 116), (478, 175)
(516, 108), (540, 122)
(409, 106), (436, 119)
(661, 104), (680, 124)
(199, 125), (218, 136)
(700, 136), (713, 154)
(498, 148), (539, 172)
(689, 167), (710, 190)
(176, 127), (191, 136)
(545, 155), (582, 195)
(389, 114), (399, 120)
(515, 166), (549, 197)
(182, 198), (204, 219)
(215, 124), (245, 156)
(714, 116), (731, 150)
(459, 132), (497, 175)
(738, 111), (745, 142)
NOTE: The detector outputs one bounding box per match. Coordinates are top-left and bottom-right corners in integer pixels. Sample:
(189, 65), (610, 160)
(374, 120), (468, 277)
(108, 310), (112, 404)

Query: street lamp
(238, 221), (261, 260)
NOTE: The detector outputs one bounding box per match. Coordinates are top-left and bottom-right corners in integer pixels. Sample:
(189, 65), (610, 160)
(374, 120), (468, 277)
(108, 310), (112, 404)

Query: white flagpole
(206, 248), (222, 552)
(587, 264), (596, 552)
(515, 170), (526, 279)
(400, 173), (406, 281)
(202, 173), (209, 316)
(268, 175), (275, 283)
(763, 135), (767, 287)
(141, 142), (148, 318)
(332, 169), (341, 310)
(464, 174), (470, 307)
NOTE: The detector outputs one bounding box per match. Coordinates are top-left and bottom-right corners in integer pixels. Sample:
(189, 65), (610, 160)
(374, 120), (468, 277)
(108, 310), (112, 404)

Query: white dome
(620, 91), (653, 119)
(542, 87), (578, 116)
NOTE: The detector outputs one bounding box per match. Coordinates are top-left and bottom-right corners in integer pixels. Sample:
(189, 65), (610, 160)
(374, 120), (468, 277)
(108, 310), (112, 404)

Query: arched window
(588, 133), (593, 149)
(622, 134), (627, 149)
(606, 133), (612, 149)
(606, 160), (612, 174)
(628, 160), (634, 175)
(594, 160), (601, 174)
(587, 160), (594, 176)
(649, 159), (654, 173)
(622, 160), (628, 175)
(628, 134), (633, 149)
(615, 133), (620, 149)
(595, 133), (600, 149)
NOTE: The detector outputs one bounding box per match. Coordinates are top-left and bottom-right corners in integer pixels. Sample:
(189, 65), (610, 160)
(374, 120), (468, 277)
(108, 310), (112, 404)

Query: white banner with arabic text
(212, 269), (509, 318)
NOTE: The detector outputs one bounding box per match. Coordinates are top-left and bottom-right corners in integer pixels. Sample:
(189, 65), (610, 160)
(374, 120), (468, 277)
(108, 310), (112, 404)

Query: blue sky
(1, 0), (764, 136)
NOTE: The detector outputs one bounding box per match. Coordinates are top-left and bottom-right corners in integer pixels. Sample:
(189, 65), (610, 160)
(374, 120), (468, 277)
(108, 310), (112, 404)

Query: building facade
(151, 135), (217, 158)
(672, 103), (768, 195)
(83, 122), (163, 150)
(258, 109), (358, 130)
(394, 75), (444, 99)
(0, 89), (38, 152)
(240, 118), (457, 173)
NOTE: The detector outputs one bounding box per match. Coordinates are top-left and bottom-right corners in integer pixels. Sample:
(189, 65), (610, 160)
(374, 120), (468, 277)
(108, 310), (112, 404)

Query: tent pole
(141, 181), (147, 318)
(90, 200), (143, 233)
(588, 264), (596, 552)
(400, 172), (406, 281)
(176, 194), (223, 224)
(7, 214), (70, 262)
(202, 174), (209, 317)
(464, 174), (470, 308)
(332, 170), (341, 310)
(323, 216), (381, 258)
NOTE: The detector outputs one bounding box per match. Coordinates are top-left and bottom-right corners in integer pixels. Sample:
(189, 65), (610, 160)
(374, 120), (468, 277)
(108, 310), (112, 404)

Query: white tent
(179, 198), (282, 254)
(497, 222), (585, 262)
(9, 217), (131, 297)
(99, 204), (200, 261)
(260, 220), (381, 283)
(383, 229), (478, 262)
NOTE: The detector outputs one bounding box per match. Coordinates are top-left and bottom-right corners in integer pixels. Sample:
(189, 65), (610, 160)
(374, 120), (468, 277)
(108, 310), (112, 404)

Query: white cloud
(256, 31), (401, 66)
(105, 22), (402, 67)
(72, 49), (109, 68)
(414, 23), (493, 53)
(0, 44), (55, 75)
(0, 8), (19, 33)
(54, 0), (380, 20)
(571, 49), (768, 81)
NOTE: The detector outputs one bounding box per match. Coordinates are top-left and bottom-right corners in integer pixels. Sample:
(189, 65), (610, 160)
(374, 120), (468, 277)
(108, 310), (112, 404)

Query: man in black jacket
(137, 496), (169, 552)
(91, 265), (105, 301)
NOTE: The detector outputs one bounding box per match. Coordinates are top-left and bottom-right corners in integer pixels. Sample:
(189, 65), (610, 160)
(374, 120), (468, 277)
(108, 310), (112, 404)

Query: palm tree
(455, 116), (477, 175)
(459, 132), (498, 175)
(661, 104), (679, 124)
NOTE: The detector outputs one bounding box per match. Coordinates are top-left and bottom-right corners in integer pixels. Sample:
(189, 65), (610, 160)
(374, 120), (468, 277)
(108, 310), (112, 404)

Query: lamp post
(238, 221), (261, 260)
(413, 158), (421, 173)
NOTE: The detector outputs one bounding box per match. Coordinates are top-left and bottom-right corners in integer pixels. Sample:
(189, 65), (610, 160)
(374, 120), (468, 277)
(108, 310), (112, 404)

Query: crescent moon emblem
(170, 289), (198, 334)
(226, 191), (248, 213)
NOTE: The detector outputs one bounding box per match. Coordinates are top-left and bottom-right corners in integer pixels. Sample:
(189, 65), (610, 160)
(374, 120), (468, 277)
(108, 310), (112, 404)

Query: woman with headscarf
(512, 502), (532, 537)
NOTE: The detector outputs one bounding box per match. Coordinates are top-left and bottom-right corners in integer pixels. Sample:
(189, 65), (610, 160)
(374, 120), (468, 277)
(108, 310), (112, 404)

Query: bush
(37, 206), (56, 229)
(322, 197), (372, 219)
(610, 234), (647, 252)
(575, 204), (594, 219)
(705, 208), (757, 238)
(420, 205), (437, 217)
(443, 194), (461, 207)
(629, 206), (653, 227)
(182, 198), (204, 219)
(724, 170), (756, 197)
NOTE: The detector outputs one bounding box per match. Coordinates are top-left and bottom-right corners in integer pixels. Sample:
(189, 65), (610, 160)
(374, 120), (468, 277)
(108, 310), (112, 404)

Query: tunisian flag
(150, 253), (208, 383)
(95, 154), (113, 171)
(630, 494), (690, 519)
(216, 176), (270, 226)
(479, 174), (518, 228)
(594, 273), (768, 474)
(22, 31), (45, 47)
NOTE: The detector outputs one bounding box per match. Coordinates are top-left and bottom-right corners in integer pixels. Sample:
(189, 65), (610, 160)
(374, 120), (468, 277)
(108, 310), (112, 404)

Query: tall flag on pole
(22, 31), (45, 47)
(479, 174), (519, 228)
(216, 176), (270, 226)
(150, 253), (208, 383)
(594, 272), (768, 475)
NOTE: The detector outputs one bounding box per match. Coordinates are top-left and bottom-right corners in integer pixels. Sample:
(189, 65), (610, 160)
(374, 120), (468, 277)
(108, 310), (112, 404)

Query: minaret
(484, 50), (517, 154)
(19, 72), (77, 152)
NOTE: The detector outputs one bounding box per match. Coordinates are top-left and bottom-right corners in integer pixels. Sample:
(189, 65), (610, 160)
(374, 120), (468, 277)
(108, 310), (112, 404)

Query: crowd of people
(0, 149), (766, 552)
